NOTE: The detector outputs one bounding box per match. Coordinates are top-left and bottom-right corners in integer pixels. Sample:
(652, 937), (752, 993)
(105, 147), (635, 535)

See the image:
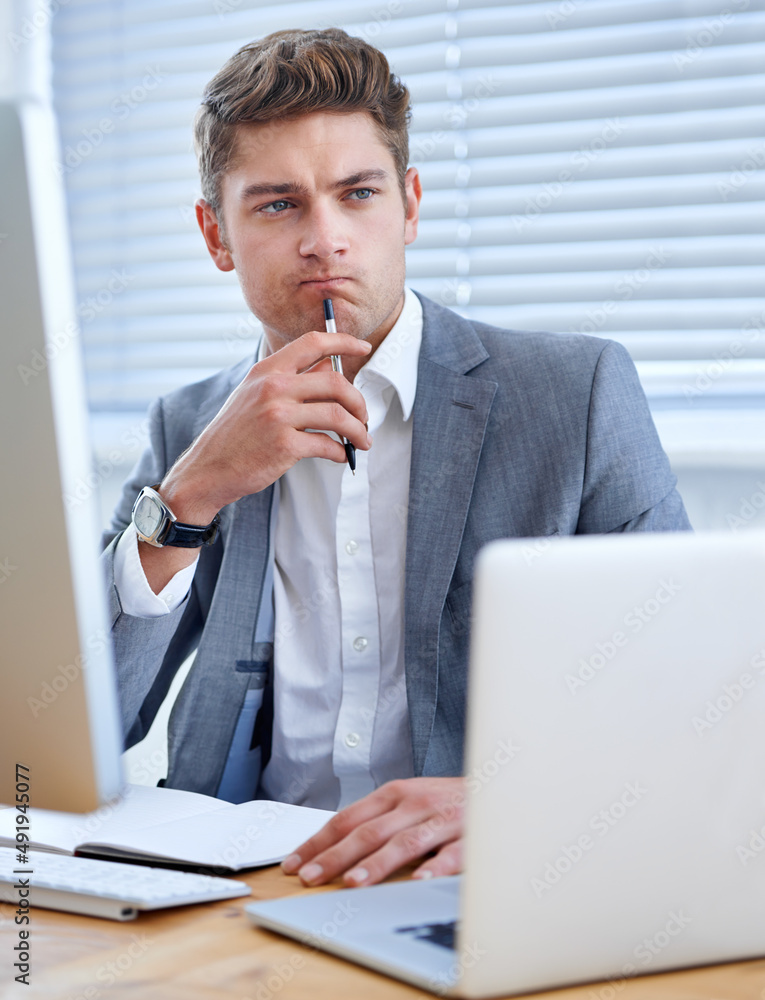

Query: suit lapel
(168, 486), (275, 795)
(405, 297), (497, 774)
(167, 360), (278, 794)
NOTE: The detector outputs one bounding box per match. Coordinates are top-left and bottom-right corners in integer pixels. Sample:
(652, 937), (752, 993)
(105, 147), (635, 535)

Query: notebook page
(82, 799), (335, 868)
(0, 783), (228, 854)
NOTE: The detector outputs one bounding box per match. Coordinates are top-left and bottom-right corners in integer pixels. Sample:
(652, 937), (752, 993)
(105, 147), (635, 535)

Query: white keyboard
(0, 847), (251, 920)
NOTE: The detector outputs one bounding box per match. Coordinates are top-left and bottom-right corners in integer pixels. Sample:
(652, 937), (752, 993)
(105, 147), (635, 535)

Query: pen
(323, 298), (356, 475)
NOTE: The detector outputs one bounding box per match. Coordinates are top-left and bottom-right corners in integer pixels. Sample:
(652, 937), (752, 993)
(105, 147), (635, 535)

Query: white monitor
(0, 98), (124, 812)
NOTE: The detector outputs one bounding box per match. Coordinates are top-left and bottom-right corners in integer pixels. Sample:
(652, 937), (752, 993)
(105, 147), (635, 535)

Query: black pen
(323, 298), (356, 474)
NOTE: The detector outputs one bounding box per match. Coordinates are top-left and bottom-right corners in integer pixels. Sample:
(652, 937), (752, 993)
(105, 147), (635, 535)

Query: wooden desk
(2, 865), (765, 1000)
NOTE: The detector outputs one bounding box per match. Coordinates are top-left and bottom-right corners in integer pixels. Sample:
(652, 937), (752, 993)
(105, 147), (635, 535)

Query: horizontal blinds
(51, 0), (765, 423)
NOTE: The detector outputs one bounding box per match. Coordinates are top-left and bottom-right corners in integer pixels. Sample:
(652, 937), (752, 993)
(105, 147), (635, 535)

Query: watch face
(134, 494), (163, 538)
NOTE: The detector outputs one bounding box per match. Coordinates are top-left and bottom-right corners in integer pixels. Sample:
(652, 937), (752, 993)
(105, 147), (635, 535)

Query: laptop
(247, 532), (765, 997)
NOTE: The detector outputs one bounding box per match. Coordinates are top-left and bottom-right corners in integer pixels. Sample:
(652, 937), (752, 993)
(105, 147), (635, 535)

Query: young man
(104, 28), (690, 891)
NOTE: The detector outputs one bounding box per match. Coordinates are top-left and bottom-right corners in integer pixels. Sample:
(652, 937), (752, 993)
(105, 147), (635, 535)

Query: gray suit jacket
(103, 293), (690, 797)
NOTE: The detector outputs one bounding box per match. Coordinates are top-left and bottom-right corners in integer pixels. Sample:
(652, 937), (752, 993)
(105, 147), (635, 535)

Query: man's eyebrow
(333, 168), (390, 188)
(240, 181), (309, 200)
(239, 168), (390, 201)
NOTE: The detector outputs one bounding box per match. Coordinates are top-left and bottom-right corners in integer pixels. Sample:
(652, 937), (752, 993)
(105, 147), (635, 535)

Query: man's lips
(299, 276), (350, 287)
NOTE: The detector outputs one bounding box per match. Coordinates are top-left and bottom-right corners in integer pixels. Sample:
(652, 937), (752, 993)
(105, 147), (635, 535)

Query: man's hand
(161, 330), (373, 522)
(138, 330), (372, 594)
(282, 777), (465, 887)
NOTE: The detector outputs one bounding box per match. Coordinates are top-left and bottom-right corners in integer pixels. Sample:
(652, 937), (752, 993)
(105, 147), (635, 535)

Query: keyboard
(395, 919), (457, 950)
(0, 847), (251, 921)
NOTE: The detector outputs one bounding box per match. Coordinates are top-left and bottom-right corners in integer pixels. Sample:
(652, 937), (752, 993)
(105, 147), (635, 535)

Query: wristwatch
(131, 485), (220, 548)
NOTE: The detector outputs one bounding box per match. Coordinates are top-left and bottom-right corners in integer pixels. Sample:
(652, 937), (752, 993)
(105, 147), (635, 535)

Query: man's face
(197, 111), (421, 353)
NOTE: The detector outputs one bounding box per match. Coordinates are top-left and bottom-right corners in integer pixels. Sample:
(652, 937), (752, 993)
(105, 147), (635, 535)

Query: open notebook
(0, 783), (332, 871)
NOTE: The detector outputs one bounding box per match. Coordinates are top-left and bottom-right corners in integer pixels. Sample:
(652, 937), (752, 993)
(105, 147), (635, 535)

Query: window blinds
(50, 0), (765, 450)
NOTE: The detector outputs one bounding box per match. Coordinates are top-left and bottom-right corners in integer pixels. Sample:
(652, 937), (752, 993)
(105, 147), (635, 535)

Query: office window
(50, 0), (765, 474)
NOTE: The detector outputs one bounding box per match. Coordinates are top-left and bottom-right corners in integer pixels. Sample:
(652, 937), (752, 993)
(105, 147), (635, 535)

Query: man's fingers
(282, 778), (467, 887)
(295, 370), (369, 422)
(294, 403), (372, 452)
(339, 814), (463, 887)
(297, 807), (423, 886)
(296, 796), (461, 887)
(282, 784), (404, 874)
(263, 330), (371, 374)
(412, 839), (463, 881)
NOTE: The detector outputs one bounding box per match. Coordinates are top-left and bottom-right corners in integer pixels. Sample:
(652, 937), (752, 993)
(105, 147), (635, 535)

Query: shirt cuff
(113, 522), (198, 618)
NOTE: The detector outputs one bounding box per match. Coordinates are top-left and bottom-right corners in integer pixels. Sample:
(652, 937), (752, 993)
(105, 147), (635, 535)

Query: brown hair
(193, 27), (412, 215)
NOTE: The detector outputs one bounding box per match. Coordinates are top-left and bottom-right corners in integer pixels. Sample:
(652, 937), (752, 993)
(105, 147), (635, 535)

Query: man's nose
(299, 202), (350, 259)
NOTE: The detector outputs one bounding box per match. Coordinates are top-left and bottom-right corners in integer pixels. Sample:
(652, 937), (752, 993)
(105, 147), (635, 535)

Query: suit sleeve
(100, 397), (203, 747)
(576, 340), (692, 534)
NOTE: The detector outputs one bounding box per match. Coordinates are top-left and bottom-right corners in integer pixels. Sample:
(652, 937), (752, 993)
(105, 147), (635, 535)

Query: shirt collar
(254, 286), (423, 422)
(355, 286), (422, 422)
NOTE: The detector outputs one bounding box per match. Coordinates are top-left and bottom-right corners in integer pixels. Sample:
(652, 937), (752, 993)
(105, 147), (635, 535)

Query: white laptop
(247, 532), (765, 997)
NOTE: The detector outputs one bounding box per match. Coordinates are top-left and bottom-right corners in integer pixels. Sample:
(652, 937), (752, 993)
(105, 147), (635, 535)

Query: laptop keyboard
(395, 919), (457, 950)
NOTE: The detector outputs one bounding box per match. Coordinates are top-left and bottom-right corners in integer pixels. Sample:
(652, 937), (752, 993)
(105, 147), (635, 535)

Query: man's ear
(404, 167), (422, 247)
(195, 199), (235, 272)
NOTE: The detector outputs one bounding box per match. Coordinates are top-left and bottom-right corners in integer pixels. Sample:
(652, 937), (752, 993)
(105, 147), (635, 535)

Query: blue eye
(261, 200), (291, 214)
(349, 188), (373, 200)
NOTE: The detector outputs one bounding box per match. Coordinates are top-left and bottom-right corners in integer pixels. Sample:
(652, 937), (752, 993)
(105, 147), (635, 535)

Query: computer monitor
(0, 98), (124, 812)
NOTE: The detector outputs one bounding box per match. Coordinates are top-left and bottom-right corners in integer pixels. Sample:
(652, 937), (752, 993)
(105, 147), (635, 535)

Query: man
(104, 28), (690, 892)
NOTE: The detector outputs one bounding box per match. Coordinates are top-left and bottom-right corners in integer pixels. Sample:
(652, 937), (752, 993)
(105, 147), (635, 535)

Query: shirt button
(353, 636), (368, 652)
(345, 540), (359, 556)
(163, 594), (174, 606)
(345, 732), (361, 748)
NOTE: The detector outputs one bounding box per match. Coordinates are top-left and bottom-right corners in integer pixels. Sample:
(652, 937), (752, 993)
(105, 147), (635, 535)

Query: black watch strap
(159, 516), (220, 548)
(147, 483), (220, 548)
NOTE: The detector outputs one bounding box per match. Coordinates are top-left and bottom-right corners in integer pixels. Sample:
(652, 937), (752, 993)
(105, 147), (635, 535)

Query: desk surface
(2, 863), (764, 1000)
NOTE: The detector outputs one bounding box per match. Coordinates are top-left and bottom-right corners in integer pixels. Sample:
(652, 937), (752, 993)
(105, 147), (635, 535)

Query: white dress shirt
(113, 288), (423, 810)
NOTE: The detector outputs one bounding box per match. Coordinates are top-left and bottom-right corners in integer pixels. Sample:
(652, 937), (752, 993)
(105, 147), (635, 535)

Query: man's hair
(193, 27), (412, 215)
